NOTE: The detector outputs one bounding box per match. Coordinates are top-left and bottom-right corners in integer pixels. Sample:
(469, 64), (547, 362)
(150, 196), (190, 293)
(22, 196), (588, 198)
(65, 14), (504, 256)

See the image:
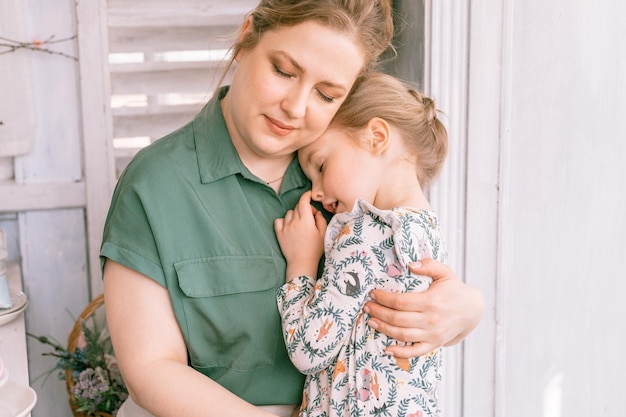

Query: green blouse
(100, 87), (309, 405)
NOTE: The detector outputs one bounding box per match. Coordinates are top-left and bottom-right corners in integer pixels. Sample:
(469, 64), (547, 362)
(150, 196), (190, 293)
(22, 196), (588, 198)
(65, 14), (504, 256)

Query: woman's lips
(265, 115), (295, 136)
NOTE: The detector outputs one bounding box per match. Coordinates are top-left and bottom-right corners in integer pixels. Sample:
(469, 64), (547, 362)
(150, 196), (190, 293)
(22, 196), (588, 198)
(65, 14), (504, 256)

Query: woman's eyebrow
(274, 51), (305, 73)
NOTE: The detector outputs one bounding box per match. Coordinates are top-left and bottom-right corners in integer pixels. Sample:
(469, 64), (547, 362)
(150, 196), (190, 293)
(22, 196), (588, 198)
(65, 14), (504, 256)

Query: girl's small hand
(274, 191), (327, 280)
(364, 258), (485, 358)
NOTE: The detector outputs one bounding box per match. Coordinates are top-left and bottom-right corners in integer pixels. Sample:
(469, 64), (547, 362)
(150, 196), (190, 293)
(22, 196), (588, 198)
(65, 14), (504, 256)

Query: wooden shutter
(106, 0), (257, 175)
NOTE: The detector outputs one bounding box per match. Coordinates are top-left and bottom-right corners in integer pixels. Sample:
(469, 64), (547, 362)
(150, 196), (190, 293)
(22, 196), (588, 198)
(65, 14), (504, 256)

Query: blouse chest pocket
(175, 256), (282, 373)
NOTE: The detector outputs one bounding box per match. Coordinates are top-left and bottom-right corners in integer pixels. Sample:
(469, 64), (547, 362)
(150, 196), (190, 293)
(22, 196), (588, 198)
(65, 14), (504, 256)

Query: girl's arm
(364, 258), (485, 358)
(103, 260), (278, 417)
(276, 241), (374, 374)
(275, 192), (370, 373)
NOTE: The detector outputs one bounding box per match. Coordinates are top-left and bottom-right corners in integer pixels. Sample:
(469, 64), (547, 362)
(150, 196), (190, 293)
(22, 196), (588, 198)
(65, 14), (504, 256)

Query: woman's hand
(364, 258), (485, 358)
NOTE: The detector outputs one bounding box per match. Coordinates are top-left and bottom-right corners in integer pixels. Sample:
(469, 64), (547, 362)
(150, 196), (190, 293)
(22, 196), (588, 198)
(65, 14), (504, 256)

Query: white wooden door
(432, 1), (626, 416)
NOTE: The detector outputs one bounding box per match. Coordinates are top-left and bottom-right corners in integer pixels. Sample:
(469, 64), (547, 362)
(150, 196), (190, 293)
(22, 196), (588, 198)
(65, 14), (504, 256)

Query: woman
(102, 1), (484, 416)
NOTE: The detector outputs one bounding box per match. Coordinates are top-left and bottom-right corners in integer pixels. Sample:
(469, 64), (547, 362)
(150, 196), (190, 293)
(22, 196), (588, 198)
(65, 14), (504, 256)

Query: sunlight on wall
(543, 373), (563, 417)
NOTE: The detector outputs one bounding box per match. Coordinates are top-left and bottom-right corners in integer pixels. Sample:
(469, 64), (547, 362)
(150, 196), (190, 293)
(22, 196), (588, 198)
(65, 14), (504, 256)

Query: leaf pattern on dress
(277, 199), (447, 417)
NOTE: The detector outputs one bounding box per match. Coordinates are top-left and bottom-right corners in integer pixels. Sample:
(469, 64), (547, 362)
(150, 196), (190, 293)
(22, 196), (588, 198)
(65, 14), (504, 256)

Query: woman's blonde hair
(331, 72), (449, 187)
(219, 0), (394, 84)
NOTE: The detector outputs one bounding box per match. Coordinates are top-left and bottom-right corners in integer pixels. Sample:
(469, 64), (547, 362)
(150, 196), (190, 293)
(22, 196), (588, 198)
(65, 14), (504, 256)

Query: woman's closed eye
(272, 64), (293, 79)
(316, 89), (335, 104)
(273, 62), (336, 103)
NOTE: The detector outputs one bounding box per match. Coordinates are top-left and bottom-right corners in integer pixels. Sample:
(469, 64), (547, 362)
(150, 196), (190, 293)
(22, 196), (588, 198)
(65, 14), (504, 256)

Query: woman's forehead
(258, 20), (365, 86)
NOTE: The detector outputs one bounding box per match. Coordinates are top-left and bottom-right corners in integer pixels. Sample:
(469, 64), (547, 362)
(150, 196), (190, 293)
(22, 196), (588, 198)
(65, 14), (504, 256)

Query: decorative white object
(0, 290), (28, 326)
(0, 229), (11, 309)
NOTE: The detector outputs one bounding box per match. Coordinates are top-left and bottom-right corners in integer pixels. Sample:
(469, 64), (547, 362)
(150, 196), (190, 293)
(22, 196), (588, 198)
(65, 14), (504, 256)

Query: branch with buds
(0, 34), (77, 61)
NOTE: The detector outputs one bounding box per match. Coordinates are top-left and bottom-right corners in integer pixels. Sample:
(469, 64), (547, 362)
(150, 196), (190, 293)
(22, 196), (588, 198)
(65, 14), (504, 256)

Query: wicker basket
(65, 294), (113, 417)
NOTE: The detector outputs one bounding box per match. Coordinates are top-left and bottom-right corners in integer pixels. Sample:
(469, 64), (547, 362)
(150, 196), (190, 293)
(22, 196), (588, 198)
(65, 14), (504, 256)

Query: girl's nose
(311, 186), (323, 202)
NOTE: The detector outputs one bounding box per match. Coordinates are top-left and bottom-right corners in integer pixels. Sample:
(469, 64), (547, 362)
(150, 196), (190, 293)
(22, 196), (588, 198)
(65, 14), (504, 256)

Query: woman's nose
(281, 87), (307, 119)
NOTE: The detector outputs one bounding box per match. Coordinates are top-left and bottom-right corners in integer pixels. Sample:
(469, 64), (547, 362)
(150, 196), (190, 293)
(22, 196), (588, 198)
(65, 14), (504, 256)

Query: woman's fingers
(366, 257), (485, 358)
(408, 257), (456, 282)
(385, 341), (440, 358)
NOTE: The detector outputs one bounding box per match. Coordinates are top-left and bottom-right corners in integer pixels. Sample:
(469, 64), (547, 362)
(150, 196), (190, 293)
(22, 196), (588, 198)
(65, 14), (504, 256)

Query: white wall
(460, 1), (626, 416)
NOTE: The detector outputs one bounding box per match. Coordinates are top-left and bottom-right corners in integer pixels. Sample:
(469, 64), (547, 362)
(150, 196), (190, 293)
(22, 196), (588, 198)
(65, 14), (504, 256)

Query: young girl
(275, 72), (449, 417)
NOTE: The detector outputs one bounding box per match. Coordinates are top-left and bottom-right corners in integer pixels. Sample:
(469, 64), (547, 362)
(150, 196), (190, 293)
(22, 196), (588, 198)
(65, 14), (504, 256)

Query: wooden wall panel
(497, 1), (626, 415)
(457, 0), (626, 416)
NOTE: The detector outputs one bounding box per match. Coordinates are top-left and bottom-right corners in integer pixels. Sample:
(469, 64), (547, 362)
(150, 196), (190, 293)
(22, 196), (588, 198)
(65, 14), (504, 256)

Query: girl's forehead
(298, 138), (325, 163)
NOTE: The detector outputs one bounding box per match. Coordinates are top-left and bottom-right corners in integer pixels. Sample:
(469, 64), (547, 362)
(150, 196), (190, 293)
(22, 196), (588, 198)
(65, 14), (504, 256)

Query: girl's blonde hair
(331, 72), (449, 187)
(220, 0), (394, 84)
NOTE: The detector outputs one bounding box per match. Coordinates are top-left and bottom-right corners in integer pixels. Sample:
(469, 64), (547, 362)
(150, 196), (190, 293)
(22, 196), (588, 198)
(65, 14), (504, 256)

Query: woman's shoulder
(120, 122), (196, 180)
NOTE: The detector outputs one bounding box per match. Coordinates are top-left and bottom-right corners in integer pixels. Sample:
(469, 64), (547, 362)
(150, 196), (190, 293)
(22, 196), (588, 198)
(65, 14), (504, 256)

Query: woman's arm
(103, 260), (278, 417)
(364, 258), (485, 358)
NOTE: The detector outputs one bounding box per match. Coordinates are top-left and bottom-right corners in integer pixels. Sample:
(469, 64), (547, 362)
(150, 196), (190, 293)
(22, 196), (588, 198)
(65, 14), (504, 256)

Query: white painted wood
(426, 1), (470, 415)
(461, 0), (506, 415)
(0, 0), (36, 157)
(75, 0), (117, 296)
(113, 107), (199, 139)
(20, 210), (89, 417)
(493, 3), (516, 416)
(107, 0), (255, 27)
(0, 182), (86, 212)
(108, 25), (237, 53)
(495, 1), (626, 415)
(111, 60), (224, 74)
(111, 62), (222, 94)
(11, 2), (92, 416)
(453, 0), (626, 416)
(105, 1), (249, 166)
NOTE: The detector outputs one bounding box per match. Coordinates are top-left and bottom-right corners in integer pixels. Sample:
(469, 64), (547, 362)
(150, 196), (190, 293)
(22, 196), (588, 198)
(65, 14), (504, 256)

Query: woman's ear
(367, 117), (391, 154)
(235, 16), (254, 63)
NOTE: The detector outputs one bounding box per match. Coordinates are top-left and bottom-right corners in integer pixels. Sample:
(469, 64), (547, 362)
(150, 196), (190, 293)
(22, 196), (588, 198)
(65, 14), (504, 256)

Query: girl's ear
(235, 16), (254, 63)
(367, 117), (391, 155)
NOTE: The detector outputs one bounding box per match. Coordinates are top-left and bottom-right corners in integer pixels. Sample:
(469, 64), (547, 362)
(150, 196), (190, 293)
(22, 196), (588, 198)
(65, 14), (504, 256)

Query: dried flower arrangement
(28, 295), (128, 417)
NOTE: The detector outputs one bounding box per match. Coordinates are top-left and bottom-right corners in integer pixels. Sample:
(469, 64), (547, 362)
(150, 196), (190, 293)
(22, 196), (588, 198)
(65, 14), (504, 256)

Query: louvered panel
(112, 104), (202, 139)
(114, 148), (141, 178)
(107, 0), (259, 176)
(110, 61), (224, 94)
(108, 25), (237, 53)
(107, 0), (255, 27)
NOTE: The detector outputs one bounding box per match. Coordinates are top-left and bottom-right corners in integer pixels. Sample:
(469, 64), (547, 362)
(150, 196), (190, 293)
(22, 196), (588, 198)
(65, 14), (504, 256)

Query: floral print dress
(277, 199), (447, 417)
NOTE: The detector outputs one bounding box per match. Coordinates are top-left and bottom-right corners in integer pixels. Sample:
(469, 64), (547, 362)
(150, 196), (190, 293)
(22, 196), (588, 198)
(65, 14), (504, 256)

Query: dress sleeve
(276, 217), (377, 374)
